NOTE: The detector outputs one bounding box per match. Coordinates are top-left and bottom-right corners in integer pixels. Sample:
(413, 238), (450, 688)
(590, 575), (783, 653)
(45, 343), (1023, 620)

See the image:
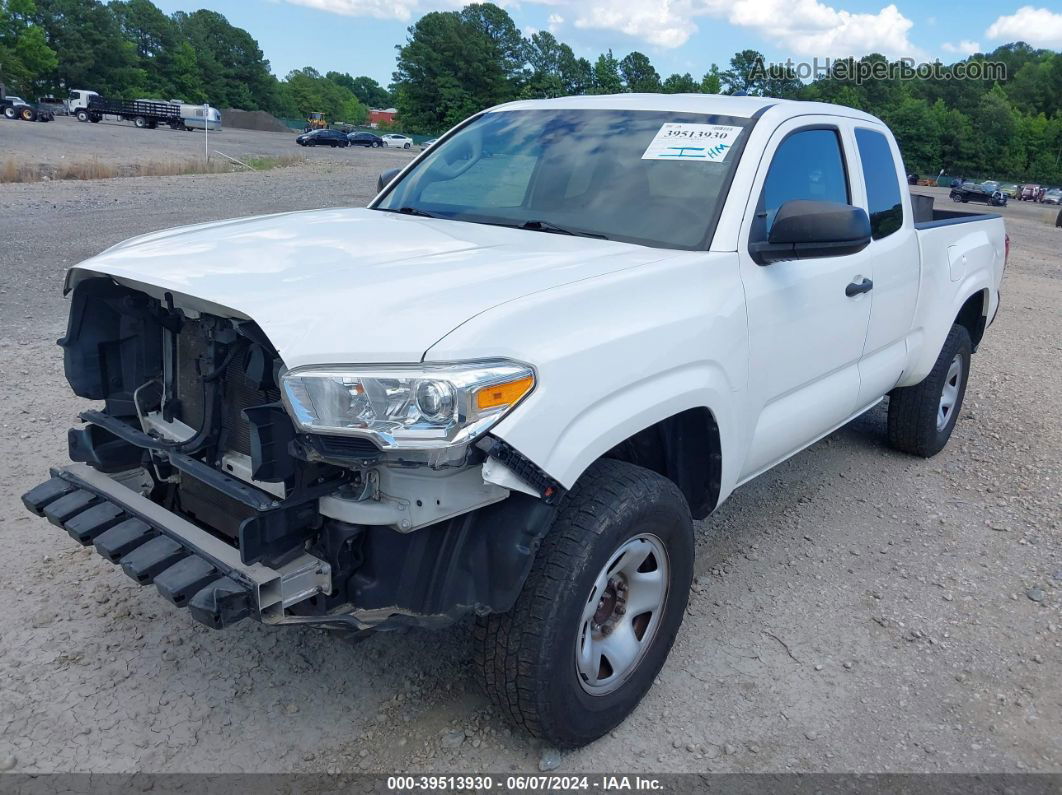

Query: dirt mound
(221, 108), (290, 133)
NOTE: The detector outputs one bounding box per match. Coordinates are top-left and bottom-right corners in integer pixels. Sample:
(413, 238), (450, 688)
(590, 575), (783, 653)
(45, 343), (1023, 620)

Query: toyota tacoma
(22, 94), (1006, 748)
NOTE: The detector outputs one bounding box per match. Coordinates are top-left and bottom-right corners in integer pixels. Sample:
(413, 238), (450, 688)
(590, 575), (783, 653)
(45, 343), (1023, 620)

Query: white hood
(72, 208), (672, 369)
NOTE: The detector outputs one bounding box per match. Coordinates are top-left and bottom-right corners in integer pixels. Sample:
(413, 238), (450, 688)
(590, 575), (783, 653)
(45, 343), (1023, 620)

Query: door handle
(845, 278), (874, 297)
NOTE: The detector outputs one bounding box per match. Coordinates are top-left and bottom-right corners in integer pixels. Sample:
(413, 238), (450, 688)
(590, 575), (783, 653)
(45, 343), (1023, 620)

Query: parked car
(1019, 184), (1041, 201)
(999, 183), (1019, 198)
(1042, 188), (1062, 205)
(381, 133), (413, 149)
(980, 180), (1001, 194)
(951, 181), (1007, 206)
(421, 138), (439, 150)
(22, 94), (1006, 750)
(296, 128), (349, 147)
(347, 131), (384, 148)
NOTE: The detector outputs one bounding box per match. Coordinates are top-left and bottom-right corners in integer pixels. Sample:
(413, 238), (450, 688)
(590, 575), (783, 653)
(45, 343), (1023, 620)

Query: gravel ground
(0, 133), (1058, 776)
(1, 113), (413, 175)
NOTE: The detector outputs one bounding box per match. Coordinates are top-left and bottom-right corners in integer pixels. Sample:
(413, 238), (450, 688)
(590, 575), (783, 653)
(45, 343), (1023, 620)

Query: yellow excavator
(304, 111), (327, 131)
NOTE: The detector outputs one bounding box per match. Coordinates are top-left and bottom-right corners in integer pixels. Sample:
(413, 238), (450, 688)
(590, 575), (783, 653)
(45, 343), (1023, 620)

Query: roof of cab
(487, 93), (884, 125)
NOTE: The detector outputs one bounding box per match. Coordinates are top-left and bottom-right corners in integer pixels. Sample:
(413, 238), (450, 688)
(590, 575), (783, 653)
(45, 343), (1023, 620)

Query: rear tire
(20, 107), (35, 121)
(134, 116), (147, 128)
(887, 324), (972, 457)
(474, 459), (694, 749)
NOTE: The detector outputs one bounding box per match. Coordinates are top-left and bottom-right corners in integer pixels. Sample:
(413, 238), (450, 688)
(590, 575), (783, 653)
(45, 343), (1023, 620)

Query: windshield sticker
(641, 123), (743, 162)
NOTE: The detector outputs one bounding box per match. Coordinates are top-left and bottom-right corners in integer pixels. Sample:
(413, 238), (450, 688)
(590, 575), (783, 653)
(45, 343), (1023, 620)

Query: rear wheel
(19, 107), (35, 121)
(134, 116), (147, 128)
(475, 459), (694, 748)
(887, 324), (972, 457)
(403, 142), (411, 149)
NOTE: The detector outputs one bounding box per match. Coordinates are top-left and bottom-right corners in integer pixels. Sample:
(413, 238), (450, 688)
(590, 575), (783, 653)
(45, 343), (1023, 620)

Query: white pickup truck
(23, 94), (1006, 748)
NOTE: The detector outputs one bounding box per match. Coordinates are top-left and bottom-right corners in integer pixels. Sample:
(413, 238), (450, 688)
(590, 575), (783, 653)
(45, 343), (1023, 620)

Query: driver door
(736, 118), (874, 480)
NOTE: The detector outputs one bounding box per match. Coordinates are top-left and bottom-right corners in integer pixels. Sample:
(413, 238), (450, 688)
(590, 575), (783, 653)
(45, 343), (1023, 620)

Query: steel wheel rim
(937, 353), (963, 431)
(575, 533), (670, 695)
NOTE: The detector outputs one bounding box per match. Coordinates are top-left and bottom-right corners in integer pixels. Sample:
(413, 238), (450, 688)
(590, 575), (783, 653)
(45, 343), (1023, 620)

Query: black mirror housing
(751, 200), (872, 265)
(377, 168), (401, 193)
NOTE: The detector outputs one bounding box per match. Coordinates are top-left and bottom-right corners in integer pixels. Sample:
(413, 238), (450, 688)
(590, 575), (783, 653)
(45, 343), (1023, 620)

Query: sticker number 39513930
(641, 123), (743, 162)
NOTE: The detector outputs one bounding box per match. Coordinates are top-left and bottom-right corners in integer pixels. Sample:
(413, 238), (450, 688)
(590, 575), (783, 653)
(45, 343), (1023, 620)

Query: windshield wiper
(518, 220), (608, 240)
(389, 206), (441, 219)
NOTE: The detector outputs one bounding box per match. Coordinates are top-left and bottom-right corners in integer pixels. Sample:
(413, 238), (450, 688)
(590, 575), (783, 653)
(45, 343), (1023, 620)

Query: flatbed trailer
(78, 97), (184, 129)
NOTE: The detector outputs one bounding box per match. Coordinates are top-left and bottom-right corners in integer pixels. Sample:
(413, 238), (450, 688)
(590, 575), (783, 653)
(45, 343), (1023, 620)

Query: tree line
(0, 0), (392, 124)
(2, 0), (1060, 183)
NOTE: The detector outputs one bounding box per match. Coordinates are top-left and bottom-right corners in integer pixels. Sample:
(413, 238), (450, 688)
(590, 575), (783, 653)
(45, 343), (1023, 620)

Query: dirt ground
(0, 123), (1058, 776)
(1, 113), (413, 175)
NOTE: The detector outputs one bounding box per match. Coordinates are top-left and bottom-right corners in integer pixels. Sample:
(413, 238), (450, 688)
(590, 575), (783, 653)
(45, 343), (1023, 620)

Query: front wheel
(475, 459), (694, 748)
(887, 324), (972, 457)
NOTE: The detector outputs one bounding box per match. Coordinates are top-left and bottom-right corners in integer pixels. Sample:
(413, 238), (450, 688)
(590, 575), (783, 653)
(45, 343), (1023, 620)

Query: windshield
(375, 109), (751, 250)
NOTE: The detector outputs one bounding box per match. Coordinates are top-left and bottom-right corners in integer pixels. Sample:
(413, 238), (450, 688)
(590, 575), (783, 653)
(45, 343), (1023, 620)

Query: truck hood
(72, 207), (672, 368)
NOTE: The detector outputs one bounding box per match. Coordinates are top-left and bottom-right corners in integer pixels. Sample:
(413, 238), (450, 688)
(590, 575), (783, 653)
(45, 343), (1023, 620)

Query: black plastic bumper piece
(188, 576), (252, 629)
(43, 489), (100, 526)
(154, 556), (219, 607)
(65, 501), (126, 545)
(120, 535), (188, 585)
(94, 518), (157, 563)
(21, 471), (255, 630)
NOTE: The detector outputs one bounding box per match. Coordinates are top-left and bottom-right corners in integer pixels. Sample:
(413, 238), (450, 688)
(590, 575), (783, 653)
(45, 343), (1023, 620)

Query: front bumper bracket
(22, 463), (331, 629)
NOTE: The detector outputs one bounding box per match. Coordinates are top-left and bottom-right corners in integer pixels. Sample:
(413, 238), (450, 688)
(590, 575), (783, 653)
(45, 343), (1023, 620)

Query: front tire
(475, 459), (694, 748)
(887, 324), (972, 457)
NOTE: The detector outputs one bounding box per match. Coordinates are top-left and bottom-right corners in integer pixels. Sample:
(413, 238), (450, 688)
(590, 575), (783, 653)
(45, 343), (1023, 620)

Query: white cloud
(941, 39), (982, 55)
(284, 0), (424, 21)
(566, 0), (924, 58)
(986, 6), (1062, 47)
(283, 0), (926, 59)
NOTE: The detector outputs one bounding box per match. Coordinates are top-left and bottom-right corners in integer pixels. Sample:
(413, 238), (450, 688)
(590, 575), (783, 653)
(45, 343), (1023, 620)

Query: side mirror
(377, 168), (401, 193)
(751, 200), (871, 265)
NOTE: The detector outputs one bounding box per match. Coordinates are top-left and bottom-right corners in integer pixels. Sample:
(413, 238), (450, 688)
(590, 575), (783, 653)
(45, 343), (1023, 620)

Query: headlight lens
(280, 360), (534, 449)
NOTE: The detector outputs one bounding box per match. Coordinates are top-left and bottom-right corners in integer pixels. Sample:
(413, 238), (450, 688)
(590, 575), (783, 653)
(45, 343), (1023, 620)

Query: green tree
(0, 0), (58, 96)
(32, 0), (143, 95)
(880, 97), (941, 175)
(558, 46), (592, 95)
(591, 49), (622, 94)
(661, 72), (698, 93)
(619, 51), (660, 92)
(700, 65), (722, 94)
(526, 30), (564, 97)
(173, 9), (274, 109)
(392, 8), (514, 133)
(721, 49), (766, 94)
(326, 73), (392, 108)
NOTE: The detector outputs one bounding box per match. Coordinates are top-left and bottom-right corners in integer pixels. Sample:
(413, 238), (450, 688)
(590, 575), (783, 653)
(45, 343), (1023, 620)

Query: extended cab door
(736, 118), (873, 480)
(849, 126), (920, 407)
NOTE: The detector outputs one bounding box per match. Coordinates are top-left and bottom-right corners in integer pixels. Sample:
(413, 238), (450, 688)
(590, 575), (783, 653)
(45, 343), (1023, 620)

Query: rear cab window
(855, 128), (904, 239)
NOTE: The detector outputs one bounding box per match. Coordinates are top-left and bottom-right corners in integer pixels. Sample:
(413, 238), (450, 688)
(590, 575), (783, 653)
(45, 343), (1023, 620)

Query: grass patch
(0, 154), (306, 184)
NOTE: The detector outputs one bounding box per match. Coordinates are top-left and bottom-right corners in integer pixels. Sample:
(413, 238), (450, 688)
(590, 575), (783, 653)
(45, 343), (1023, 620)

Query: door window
(855, 128), (904, 239)
(760, 128), (849, 234)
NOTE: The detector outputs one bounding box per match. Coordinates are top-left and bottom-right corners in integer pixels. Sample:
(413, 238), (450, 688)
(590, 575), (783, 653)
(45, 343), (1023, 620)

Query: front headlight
(280, 360), (534, 449)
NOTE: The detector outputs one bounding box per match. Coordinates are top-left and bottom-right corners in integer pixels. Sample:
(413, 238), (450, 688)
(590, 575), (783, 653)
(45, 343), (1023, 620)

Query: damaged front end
(22, 276), (559, 631)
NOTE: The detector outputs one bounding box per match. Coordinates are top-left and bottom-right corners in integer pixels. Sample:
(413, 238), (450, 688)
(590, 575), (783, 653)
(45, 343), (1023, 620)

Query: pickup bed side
(901, 212), (1005, 387)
